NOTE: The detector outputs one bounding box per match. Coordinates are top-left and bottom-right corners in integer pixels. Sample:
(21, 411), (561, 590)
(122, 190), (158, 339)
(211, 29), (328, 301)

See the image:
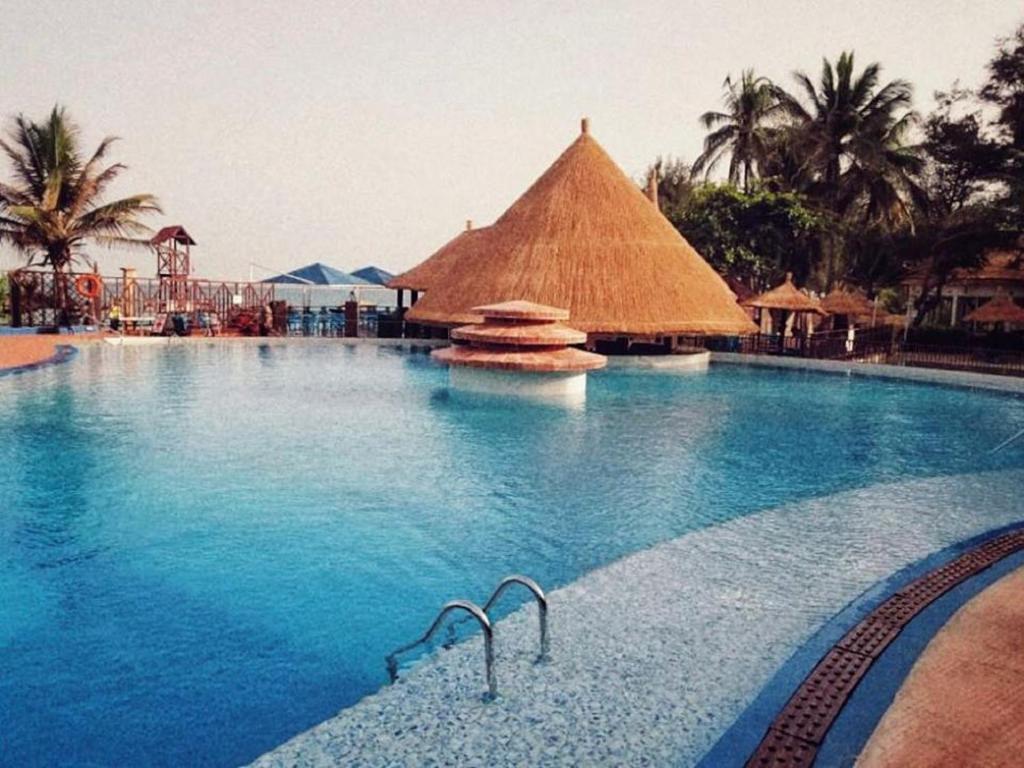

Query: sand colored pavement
(0, 333), (101, 371)
(858, 566), (1024, 767)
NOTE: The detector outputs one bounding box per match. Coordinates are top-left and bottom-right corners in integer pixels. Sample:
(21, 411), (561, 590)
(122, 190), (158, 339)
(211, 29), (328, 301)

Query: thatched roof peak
(820, 287), (875, 316)
(399, 125), (756, 335)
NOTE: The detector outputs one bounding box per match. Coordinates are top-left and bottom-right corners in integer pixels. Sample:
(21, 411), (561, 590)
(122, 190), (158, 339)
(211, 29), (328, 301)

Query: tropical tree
(644, 156), (696, 218)
(772, 52), (924, 286)
(0, 106), (160, 315)
(979, 23), (1024, 222)
(668, 183), (824, 290)
(774, 53), (919, 211)
(692, 70), (783, 192)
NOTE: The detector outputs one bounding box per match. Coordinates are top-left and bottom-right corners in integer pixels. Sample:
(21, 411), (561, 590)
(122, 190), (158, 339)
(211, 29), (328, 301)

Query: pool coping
(699, 521), (1024, 767)
(0, 343), (79, 377)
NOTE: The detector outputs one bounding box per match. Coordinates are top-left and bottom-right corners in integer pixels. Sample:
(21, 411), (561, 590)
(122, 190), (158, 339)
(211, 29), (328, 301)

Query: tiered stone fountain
(432, 300), (607, 405)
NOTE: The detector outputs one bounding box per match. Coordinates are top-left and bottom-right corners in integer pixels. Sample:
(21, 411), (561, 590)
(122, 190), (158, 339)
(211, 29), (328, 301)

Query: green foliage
(0, 105), (160, 277)
(667, 183), (824, 290)
(773, 51), (925, 231)
(684, 25), (1024, 311)
(692, 70), (785, 192)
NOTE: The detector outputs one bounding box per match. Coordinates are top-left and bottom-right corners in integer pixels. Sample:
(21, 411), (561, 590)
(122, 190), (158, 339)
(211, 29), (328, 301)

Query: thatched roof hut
(743, 273), (825, 315)
(820, 288), (874, 317)
(964, 292), (1024, 325)
(389, 222), (491, 292)
(391, 121), (755, 336)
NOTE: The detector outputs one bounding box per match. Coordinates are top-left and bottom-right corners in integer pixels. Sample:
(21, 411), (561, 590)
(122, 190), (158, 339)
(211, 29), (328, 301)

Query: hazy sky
(1, 1), (1020, 279)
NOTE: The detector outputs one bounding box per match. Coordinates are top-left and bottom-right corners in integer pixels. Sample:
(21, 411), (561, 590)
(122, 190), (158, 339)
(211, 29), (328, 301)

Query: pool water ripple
(1, 342), (1022, 766)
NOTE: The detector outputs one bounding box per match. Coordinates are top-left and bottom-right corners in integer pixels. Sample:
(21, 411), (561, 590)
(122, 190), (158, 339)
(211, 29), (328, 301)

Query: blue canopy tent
(351, 265), (395, 286)
(262, 262), (371, 286)
(261, 262), (397, 314)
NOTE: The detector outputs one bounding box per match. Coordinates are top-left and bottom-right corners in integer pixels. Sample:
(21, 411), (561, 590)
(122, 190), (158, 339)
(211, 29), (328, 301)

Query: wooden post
(344, 298), (359, 337)
(10, 276), (21, 327)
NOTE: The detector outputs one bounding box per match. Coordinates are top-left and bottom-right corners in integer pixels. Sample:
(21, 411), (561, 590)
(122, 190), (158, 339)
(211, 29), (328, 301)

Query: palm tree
(774, 52), (919, 212)
(0, 106), (160, 315)
(693, 70), (783, 192)
(773, 52), (923, 286)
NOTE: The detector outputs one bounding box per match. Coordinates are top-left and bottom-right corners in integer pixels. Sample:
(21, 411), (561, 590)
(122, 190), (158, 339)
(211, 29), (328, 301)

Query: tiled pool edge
(698, 522), (1024, 767)
(0, 344), (78, 377)
(709, 352), (1024, 395)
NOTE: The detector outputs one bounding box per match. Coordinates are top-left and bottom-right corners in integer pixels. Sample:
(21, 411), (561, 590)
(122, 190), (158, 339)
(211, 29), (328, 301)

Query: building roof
(262, 262), (371, 285)
(743, 273), (826, 314)
(351, 265), (395, 285)
(963, 292), (1024, 324)
(902, 249), (1024, 287)
(396, 121), (756, 335)
(150, 225), (196, 246)
(820, 288), (875, 316)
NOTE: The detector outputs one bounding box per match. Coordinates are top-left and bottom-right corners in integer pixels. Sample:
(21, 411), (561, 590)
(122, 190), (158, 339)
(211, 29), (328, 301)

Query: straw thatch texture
(964, 293), (1024, 324)
(820, 288), (875, 317)
(743, 274), (826, 314)
(388, 227), (493, 291)
(397, 130), (756, 335)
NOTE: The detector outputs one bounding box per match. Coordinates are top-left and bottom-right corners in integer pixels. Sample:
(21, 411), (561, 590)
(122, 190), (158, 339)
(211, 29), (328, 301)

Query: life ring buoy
(75, 274), (102, 299)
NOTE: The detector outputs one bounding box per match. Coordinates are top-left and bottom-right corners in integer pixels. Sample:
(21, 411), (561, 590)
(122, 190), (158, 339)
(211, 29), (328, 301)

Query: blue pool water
(1, 342), (1023, 767)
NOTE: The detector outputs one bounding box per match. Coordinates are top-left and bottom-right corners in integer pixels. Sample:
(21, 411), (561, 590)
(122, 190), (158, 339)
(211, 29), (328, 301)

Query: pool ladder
(384, 574), (549, 700)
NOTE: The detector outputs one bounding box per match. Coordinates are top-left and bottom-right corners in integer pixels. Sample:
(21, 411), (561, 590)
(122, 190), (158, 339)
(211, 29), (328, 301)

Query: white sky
(1, 0), (1020, 279)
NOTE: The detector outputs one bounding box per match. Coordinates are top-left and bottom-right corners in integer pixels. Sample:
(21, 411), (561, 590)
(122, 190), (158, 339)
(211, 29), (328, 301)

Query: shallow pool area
(2, 341), (1023, 766)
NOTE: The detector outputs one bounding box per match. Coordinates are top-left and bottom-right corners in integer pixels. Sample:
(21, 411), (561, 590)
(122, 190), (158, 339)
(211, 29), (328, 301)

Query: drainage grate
(745, 530), (1024, 767)
(836, 615), (901, 659)
(747, 728), (816, 767)
(774, 648), (873, 744)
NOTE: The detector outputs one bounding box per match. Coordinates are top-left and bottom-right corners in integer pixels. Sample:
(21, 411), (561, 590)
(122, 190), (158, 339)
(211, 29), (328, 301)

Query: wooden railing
(7, 269), (274, 329)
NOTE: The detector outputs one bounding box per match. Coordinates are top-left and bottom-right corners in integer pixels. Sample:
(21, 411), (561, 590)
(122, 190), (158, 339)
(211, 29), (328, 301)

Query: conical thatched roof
(394, 122), (756, 335)
(964, 293), (1024, 324)
(744, 274), (825, 314)
(820, 288), (875, 317)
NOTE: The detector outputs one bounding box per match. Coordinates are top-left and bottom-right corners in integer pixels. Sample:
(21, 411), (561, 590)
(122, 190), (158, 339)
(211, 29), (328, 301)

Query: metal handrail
(443, 574), (549, 662)
(385, 599), (497, 700)
(482, 574), (549, 661)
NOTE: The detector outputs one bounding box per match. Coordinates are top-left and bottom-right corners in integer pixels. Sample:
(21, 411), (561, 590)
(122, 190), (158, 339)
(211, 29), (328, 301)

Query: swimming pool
(2, 341), (1022, 766)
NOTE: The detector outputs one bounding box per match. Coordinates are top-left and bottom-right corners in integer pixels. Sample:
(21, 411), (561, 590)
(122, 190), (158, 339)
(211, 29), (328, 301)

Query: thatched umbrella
(820, 288), (877, 329)
(743, 273), (825, 336)
(964, 292), (1024, 327)
(392, 119), (756, 338)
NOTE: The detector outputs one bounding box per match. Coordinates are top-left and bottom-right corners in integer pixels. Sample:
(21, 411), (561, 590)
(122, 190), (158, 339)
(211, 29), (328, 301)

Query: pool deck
(857, 566), (1024, 768)
(0, 334), (83, 370)
(250, 470), (1024, 767)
